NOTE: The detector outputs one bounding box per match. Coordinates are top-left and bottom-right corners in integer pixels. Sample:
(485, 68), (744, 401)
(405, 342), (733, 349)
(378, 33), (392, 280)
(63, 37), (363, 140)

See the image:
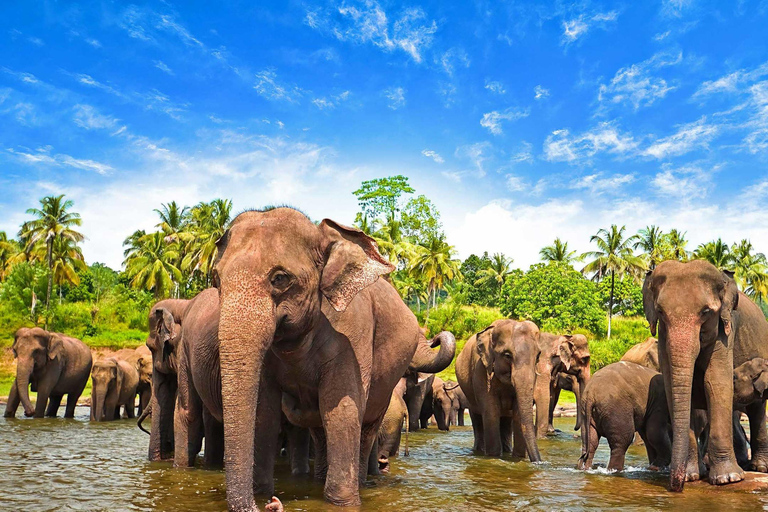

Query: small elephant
(90, 358), (140, 421)
(534, 333), (591, 438)
(621, 337), (660, 371)
(115, 345), (153, 415)
(403, 371), (435, 432)
(377, 378), (409, 473)
(5, 327), (92, 419)
(456, 319), (542, 461)
(443, 381), (468, 426)
(578, 361), (671, 472)
(430, 376), (453, 431)
(733, 358), (768, 405)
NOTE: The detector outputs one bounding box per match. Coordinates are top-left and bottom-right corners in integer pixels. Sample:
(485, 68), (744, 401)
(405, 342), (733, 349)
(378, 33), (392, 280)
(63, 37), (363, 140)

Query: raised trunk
(219, 288), (275, 512)
(409, 331), (456, 374)
(516, 388), (542, 462)
(16, 359), (36, 417)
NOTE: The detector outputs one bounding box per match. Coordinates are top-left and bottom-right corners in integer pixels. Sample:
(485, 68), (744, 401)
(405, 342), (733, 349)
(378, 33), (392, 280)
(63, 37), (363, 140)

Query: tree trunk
(45, 239), (53, 330)
(607, 271), (615, 340)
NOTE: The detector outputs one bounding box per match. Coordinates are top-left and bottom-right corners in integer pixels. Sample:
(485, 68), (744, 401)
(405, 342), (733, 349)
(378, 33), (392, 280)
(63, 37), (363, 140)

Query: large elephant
(4, 327), (92, 419)
(621, 337), (660, 371)
(376, 378), (409, 472)
(643, 260), (768, 490)
(90, 357), (139, 421)
(115, 345), (153, 415)
(534, 333), (591, 438)
(455, 320), (542, 461)
(578, 361), (671, 471)
(212, 208), (455, 511)
(144, 298), (191, 461)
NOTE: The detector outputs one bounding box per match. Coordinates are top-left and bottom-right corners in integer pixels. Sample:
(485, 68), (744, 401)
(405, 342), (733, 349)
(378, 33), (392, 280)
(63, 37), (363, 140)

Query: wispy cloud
(7, 147), (113, 175)
(661, 0), (694, 17)
(652, 162), (716, 201)
(598, 51), (682, 111)
(384, 86), (406, 109)
(438, 47), (470, 76)
(570, 172), (635, 195)
(455, 142), (492, 177)
(562, 11), (618, 44)
(534, 85), (549, 100)
(73, 104), (119, 130)
(544, 123), (638, 163)
(154, 60), (174, 75)
(485, 79), (506, 94)
(27, 37), (44, 46)
(644, 116), (718, 159)
(480, 108), (529, 135)
(421, 149), (444, 163)
(312, 90), (351, 110)
(254, 69), (303, 103)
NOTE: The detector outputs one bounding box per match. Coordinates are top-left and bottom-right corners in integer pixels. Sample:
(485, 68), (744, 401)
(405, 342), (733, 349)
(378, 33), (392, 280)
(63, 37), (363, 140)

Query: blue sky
(2, 0), (768, 269)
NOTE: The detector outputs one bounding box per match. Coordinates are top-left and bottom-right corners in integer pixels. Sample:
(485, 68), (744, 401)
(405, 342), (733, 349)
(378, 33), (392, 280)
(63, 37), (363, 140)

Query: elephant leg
(45, 395), (63, 417)
(703, 348), (744, 485)
(311, 427), (328, 482)
(139, 388), (151, 416)
(64, 392), (79, 418)
(511, 415), (526, 458)
(481, 402), (502, 457)
(470, 411), (484, 452)
(548, 385), (561, 433)
(581, 424), (599, 470)
(645, 417), (672, 468)
(458, 408), (465, 427)
(202, 410), (224, 469)
(500, 416), (513, 454)
(572, 383), (583, 432)
(252, 378), (282, 498)
(4, 381), (20, 418)
(606, 429), (633, 471)
(287, 426), (311, 476)
(533, 374), (551, 439)
(685, 427), (705, 481)
(125, 395), (136, 419)
(365, 435), (380, 479)
(747, 399), (768, 472)
(173, 384), (204, 468)
(733, 411), (749, 470)
(34, 383), (53, 418)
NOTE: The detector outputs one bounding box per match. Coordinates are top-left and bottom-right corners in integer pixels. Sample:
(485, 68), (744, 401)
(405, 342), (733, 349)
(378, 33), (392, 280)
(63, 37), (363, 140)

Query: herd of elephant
(4, 208), (768, 511)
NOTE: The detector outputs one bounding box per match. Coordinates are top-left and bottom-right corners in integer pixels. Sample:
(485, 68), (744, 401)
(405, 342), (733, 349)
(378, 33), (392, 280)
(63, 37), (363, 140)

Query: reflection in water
(1, 407), (767, 511)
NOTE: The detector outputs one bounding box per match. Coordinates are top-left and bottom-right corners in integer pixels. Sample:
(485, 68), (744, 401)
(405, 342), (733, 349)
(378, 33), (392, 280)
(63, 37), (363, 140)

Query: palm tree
(39, 237), (86, 303)
(182, 199), (233, 286)
(475, 253), (514, 302)
(124, 231), (182, 299)
(694, 239), (733, 269)
(409, 235), (462, 325)
(731, 239), (768, 302)
(540, 238), (578, 264)
(123, 229), (147, 259)
(665, 229), (690, 261)
(634, 225), (666, 269)
(582, 225), (646, 339)
(354, 213), (380, 237)
(19, 195), (84, 327)
(0, 231), (20, 281)
(155, 201), (190, 243)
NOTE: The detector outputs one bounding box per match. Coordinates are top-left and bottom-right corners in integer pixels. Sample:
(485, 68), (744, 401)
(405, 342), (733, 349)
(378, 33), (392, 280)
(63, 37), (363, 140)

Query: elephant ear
(319, 219), (395, 312)
(642, 270), (659, 337)
(475, 326), (495, 378)
(114, 361), (124, 393)
(558, 335), (575, 371)
(47, 333), (65, 361)
(155, 308), (176, 362)
(720, 270), (739, 337)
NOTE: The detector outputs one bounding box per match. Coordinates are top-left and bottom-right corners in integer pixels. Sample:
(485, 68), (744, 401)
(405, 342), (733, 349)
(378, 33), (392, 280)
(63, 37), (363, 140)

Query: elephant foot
(685, 459), (705, 482)
(324, 490), (361, 507)
(708, 459), (745, 486)
(748, 453), (768, 473)
(265, 497), (284, 512)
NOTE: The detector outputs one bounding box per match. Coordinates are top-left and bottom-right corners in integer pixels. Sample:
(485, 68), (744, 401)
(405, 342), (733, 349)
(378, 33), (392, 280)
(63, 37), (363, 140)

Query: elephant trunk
(517, 384), (542, 462)
(219, 280), (276, 512)
(15, 358), (35, 417)
(436, 400), (451, 431)
(667, 327), (699, 492)
(409, 331), (456, 374)
(91, 384), (107, 421)
(138, 402), (152, 434)
(575, 368), (590, 431)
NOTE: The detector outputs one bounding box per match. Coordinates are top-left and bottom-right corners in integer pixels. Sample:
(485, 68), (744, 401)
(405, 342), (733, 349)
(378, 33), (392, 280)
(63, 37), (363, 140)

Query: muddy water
(2, 407), (768, 511)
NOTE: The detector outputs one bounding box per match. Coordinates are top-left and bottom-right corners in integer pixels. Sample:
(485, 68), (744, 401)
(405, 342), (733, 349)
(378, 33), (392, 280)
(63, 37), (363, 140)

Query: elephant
(403, 371), (435, 432)
(643, 260), (768, 490)
(455, 319), (542, 462)
(376, 378), (409, 473)
(733, 358), (768, 405)
(621, 337), (660, 371)
(430, 376), (453, 431)
(90, 357), (140, 421)
(443, 381), (469, 426)
(4, 327), (92, 419)
(534, 333), (591, 438)
(578, 361), (672, 472)
(115, 345), (153, 415)
(144, 297), (191, 461)
(211, 207), (456, 511)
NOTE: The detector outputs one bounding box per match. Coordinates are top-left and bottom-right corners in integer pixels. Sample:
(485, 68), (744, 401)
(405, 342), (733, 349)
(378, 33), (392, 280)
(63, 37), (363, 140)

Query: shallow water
(2, 407), (768, 511)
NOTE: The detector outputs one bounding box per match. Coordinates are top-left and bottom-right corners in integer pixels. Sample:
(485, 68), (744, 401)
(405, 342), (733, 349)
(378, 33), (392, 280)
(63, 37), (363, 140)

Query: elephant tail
(137, 402), (152, 435)
(403, 406), (410, 457)
(578, 393), (594, 469)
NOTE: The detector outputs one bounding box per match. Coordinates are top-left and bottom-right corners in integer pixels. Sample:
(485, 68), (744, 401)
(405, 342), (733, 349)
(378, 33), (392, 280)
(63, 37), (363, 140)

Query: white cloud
(544, 123), (638, 163)
(485, 80), (505, 94)
(73, 105), (119, 130)
(28, 37), (44, 46)
(384, 87), (406, 109)
(511, 141), (534, 164)
(570, 172), (635, 195)
(651, 163), (717, 202)
(312, 90), (351, 110)
(644, 117), (718, 159)
(661, 0), (694, 17)
(506, 175), (526, 192)
(154, 60), (174, 75)
(7, 147), (113, 175)
(562, 11), (618, 43)
(598, 51), (682, 110)
(439, 47), (470, 76)
(86, 38), (101, 48)
(563, 19), (588, 41)
(254, 69), (303, 102)
(534, 85), (550, 100)
(480, 108), (529, 135)
(455, 142), (492, 177)
(421, 149), (444, 163)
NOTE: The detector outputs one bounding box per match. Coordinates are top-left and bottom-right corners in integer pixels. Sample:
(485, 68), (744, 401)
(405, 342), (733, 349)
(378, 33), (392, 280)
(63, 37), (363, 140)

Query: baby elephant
(578, 361), (671, 471)
(377, 378), (409, 473)
(90, 358), (139, 421)
(734, 358), (768, 405)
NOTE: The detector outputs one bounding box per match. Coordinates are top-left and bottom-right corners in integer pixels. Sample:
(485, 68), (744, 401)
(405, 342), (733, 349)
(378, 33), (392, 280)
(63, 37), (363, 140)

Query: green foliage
(500, 262), (606, 336)
(352, 175), (414, 219)
(597, 276), (643, 316)
(587, 316), (653, 371)
(459, 253), (498, 306)
(0, 262), (48, 325)
(401, 195), (442, 243)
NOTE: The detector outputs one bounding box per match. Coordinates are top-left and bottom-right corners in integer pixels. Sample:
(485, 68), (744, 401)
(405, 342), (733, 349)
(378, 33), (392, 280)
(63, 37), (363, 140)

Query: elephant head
(643, 259), (738, 491)
(476, 319), (542, 462)
(431, 377), (452, 431)
(146, 307), (181, 374)
(91, 358), (122, 421)
(733, 358), (768, 405)
(557, 334), (591, 428)
(212, 208), (394, 511)
(12, 327), (65, 417)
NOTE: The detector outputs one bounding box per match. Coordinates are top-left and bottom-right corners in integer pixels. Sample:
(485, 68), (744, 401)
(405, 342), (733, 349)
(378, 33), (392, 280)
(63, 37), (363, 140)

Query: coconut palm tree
(124, 231), (182, 299)
(539, 238), (578, 264)
(731, 239), (768, 302)
(182, 199), (233, 286)
(0, 231), (20, 281)
(634, 225), (666, 269)
(155, 201), (190, 243)
(123, 229), (147, 259)
(665, 229), (690, 261)
(694, 239), (733, 269)
(19, 195), (84, 328)
(582, 225), (646, 339)
(38, 237), (86, 303)
(409, 235), (462, 325)
(475, 253), (514, 303)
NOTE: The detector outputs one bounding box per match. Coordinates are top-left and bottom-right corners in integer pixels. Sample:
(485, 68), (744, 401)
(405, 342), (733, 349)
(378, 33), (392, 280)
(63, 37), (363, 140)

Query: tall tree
(665, 229), (690, 261)
(634, 225), (666, 269)
(353, 175), (414, 220)
(582, 225), (645, 339)
(0, 231), (20, 281)
(475, 253), (515, 303)
(19, 195), (84, 328)
(731, 239), (768, 302)
(694, 239), (733, 269)
(183, 199), (233, 286)
(40, 237), (86, 303)
(409, 235), (462, 325)
(154, 201), (190, 243)
(124, 231), (182, 299)
(540, 238), (578, 264)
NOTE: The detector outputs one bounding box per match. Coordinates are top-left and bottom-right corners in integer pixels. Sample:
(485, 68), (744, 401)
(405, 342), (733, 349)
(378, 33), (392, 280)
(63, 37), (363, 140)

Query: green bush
(586, 316), (653, 371)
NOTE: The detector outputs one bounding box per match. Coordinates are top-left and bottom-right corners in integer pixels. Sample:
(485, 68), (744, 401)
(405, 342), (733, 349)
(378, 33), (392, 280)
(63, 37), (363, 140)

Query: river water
(2, 406), (768, 511)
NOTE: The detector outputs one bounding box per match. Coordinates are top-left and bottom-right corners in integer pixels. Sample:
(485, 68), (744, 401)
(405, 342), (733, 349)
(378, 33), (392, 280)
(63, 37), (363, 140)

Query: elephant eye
(701, 307), (712, 316)
(270, 270), (292, 290)
(503, 351), (513, 360)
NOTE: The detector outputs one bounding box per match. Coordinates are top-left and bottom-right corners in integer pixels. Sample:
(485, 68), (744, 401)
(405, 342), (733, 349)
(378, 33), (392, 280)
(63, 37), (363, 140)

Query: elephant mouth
(378, 455), (390, 473)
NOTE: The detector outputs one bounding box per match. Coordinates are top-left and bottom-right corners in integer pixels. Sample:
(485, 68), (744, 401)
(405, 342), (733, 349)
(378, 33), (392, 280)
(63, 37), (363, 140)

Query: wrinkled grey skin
(114, 345), (153, 415)
(403, 372), (434, 432)
(212, 208), (455, 511)
(643, 260), (768, 491)
(534, 333), (591, 438)
(377, 378), (409, 473)
(5, 327), (92, 419)
(621, 337), (660, 372)
(90, 358), (139, 421)
(456, 320), (542, 462)
(578, 361), (672, 471)
(145, 298), (191, 461)
(444, 381), (469, 426)
(430, 376), (453, 431)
